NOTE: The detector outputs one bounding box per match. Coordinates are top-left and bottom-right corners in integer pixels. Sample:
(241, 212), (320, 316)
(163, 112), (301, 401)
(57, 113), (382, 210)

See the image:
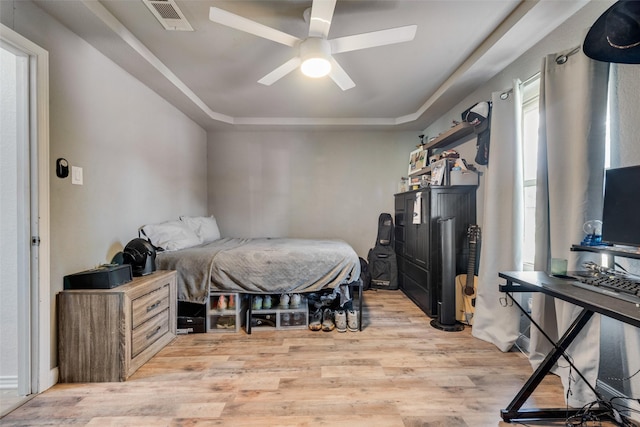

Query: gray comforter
(156, 237), (361, 304)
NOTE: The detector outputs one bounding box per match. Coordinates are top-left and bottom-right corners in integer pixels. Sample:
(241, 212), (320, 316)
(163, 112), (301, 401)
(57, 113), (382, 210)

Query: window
(521, 76), (541, 269)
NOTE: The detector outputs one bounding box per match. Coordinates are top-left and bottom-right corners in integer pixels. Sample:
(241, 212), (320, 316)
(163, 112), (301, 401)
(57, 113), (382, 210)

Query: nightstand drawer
(132, 308), (169, 358)
(132, 284), (170, 328)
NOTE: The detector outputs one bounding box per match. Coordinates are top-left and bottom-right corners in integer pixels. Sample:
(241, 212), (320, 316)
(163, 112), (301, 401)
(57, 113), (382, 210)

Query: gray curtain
(531, 45), (609, 408)
(472, 82), (524, 351)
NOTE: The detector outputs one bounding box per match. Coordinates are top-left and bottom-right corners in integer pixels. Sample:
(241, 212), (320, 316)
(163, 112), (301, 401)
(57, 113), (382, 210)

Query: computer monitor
(601, 165), (640, 247)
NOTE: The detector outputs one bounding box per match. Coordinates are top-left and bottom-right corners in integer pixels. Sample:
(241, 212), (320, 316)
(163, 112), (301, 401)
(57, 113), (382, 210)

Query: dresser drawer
(132, 309), (169, 358)
(58, 271), (177, 382)
(132, 284), (170, 328)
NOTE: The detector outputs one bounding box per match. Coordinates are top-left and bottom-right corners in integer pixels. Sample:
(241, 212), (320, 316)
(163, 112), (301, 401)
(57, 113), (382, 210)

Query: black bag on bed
(367, 213), (398, 290)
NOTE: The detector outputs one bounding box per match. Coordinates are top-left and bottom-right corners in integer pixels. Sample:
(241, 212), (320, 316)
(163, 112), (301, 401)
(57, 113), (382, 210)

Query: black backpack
(367, 213), (398, 290)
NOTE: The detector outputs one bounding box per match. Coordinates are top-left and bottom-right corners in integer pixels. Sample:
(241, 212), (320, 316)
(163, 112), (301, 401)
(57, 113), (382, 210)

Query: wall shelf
(424, 122), (474, 151)
(408, 123), (474, 177)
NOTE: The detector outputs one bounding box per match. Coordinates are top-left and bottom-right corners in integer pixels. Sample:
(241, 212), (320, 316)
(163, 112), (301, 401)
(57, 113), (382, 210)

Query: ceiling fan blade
(308, 0), (337, 38)
(330, 25), (417, 54)
(328, 57), (355, 91)
(258, 57), (302, 86)
(209, 7), (300, 47)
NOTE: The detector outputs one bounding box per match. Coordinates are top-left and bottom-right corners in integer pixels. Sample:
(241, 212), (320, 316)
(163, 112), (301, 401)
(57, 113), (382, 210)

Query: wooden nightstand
(57, 270), (177, 382)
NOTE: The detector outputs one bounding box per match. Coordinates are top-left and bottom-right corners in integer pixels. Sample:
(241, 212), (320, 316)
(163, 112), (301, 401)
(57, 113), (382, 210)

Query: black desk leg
(501, 308), (594, 422)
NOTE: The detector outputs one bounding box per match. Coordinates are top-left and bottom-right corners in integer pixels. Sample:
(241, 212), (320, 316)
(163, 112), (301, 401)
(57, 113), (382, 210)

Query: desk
(498, 271), (640, 423)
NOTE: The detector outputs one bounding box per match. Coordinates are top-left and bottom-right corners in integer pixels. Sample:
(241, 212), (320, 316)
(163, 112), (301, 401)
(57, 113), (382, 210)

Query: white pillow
(141, 220), (202, 251)
(180, 215), (221, 243)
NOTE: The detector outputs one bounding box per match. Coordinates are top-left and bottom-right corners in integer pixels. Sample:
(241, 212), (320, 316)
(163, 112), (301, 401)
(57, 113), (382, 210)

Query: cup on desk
(550, 258), (568, 276)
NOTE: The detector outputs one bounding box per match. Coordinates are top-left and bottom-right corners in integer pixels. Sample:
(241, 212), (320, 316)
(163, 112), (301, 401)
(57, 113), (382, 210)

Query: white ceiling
(34, 0), (590, 131)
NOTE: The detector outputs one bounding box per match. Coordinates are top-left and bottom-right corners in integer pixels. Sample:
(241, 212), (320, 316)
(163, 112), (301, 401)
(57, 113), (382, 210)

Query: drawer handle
(146, 326), (161, 339)
(146, 300), (162, 312)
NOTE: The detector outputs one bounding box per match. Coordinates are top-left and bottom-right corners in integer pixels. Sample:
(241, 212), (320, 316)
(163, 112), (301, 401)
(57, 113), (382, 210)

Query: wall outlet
(71, 166), (83, 185)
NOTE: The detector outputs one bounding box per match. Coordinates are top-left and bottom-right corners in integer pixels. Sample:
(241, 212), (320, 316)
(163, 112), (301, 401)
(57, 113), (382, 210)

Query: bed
(140, 216), (362, 331)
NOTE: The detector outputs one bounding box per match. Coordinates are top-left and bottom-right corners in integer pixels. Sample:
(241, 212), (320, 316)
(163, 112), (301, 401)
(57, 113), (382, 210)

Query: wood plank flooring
(1, 289), (628, 426)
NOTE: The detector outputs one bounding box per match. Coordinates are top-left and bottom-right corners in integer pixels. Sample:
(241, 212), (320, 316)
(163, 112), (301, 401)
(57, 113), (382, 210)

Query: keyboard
(572, 272), (640, 305)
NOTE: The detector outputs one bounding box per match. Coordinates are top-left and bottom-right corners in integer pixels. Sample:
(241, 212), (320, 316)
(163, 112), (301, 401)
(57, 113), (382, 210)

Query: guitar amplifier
(64, 264), (132, 290)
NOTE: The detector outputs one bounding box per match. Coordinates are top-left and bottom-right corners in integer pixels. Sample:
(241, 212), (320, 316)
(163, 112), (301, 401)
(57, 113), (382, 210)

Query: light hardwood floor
(1, 289), (627, 426)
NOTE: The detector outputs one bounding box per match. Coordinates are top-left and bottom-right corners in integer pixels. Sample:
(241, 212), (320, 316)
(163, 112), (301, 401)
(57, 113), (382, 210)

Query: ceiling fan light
(299, 37), (332, 78)
(301, 57), (331, 78)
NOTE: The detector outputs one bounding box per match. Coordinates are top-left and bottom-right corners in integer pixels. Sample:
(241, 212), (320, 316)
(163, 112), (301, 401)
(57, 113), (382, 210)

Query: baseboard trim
(0, 376), (18, 390)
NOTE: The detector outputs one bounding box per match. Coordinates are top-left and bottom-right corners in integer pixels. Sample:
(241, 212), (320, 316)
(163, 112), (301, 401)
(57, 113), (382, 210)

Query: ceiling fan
(209, 0), (417, 90)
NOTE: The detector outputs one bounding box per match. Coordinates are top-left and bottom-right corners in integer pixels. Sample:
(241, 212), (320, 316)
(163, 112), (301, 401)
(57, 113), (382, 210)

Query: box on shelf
(177, 316), (205, 334)
(248, 296), (309, 331)
(207, 292), (246, 333)
(177, 301), (206, 334)
(449, 169), (479, 186)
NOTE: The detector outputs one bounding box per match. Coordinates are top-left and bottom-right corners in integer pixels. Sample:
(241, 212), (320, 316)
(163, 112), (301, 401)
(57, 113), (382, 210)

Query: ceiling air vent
(142, 0), (194, 31)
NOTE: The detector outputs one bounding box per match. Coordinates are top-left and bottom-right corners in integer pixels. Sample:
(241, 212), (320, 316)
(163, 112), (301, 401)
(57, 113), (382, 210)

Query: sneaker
(281, 312), (291, 327)
(279, 293), (290, 308)
(334, 310), (347, 333)
(252, 295), (263, 310)
(290, 293), (302, 308)
(347, 309), (359, 332)
(321, 309), (335, 332)
(309, 309), (322, 331)
(263, 295), (273, 309)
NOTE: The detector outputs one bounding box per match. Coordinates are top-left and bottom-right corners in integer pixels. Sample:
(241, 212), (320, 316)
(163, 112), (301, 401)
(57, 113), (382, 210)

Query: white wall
(1, 1), (208, 368)
(208, 130), (417, 257)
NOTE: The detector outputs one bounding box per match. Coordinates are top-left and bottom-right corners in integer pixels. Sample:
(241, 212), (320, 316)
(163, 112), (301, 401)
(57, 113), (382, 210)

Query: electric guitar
(455, 225), (480, 325)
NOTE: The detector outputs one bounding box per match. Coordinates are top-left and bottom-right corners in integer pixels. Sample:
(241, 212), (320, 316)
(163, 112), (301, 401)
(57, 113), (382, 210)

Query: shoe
(334, 310), (347, 333)
(216, 316), (235, 329)
(281, 312), (291, 327)
(347, 310), (359, 332)
(290, 293), (302, 308)
(252, 295), (263, 310)
(279, 293), (290, 308)
(293, 312), (304, 326)
(217, 295), (227, 310)
(309, 309), (322, 331)
(263, 295), (272, 309)
(321, 309), (335, 332)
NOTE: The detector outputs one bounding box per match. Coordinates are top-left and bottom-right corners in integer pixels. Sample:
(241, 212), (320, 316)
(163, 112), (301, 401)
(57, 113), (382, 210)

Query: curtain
(472, 82), (524, 352)
(531, 45), (609, 408)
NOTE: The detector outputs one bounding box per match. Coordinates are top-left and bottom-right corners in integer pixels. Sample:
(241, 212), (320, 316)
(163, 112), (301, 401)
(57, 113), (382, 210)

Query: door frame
(0, 23), (52, 393)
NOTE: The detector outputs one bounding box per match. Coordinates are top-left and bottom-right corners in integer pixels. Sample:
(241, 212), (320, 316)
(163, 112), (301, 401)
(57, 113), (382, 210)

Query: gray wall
(1, 1), (208, 367)
(207, 130), (417, 258)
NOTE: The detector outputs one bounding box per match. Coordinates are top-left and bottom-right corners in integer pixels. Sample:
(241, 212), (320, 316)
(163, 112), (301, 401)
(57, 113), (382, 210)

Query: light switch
(71, 166), (83, 185)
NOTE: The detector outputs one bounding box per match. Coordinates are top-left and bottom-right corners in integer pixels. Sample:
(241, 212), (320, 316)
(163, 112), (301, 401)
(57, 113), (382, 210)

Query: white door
(0, 40), (32, 415)
(0, 24), (50, 414)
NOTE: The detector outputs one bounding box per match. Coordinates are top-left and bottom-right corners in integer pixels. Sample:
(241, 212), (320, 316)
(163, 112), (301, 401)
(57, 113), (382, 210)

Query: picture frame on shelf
(408, 147), (427, 175)
(430, 158), (447, 186)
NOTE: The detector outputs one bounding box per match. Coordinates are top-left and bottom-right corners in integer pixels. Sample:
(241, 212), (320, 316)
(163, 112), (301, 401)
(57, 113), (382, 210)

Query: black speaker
(64, 264), (132, 290)
(431, 217), (464, 332)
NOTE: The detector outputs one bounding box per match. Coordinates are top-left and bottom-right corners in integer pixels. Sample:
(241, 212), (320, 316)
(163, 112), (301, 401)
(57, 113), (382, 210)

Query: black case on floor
(367, 213), (398, 290)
